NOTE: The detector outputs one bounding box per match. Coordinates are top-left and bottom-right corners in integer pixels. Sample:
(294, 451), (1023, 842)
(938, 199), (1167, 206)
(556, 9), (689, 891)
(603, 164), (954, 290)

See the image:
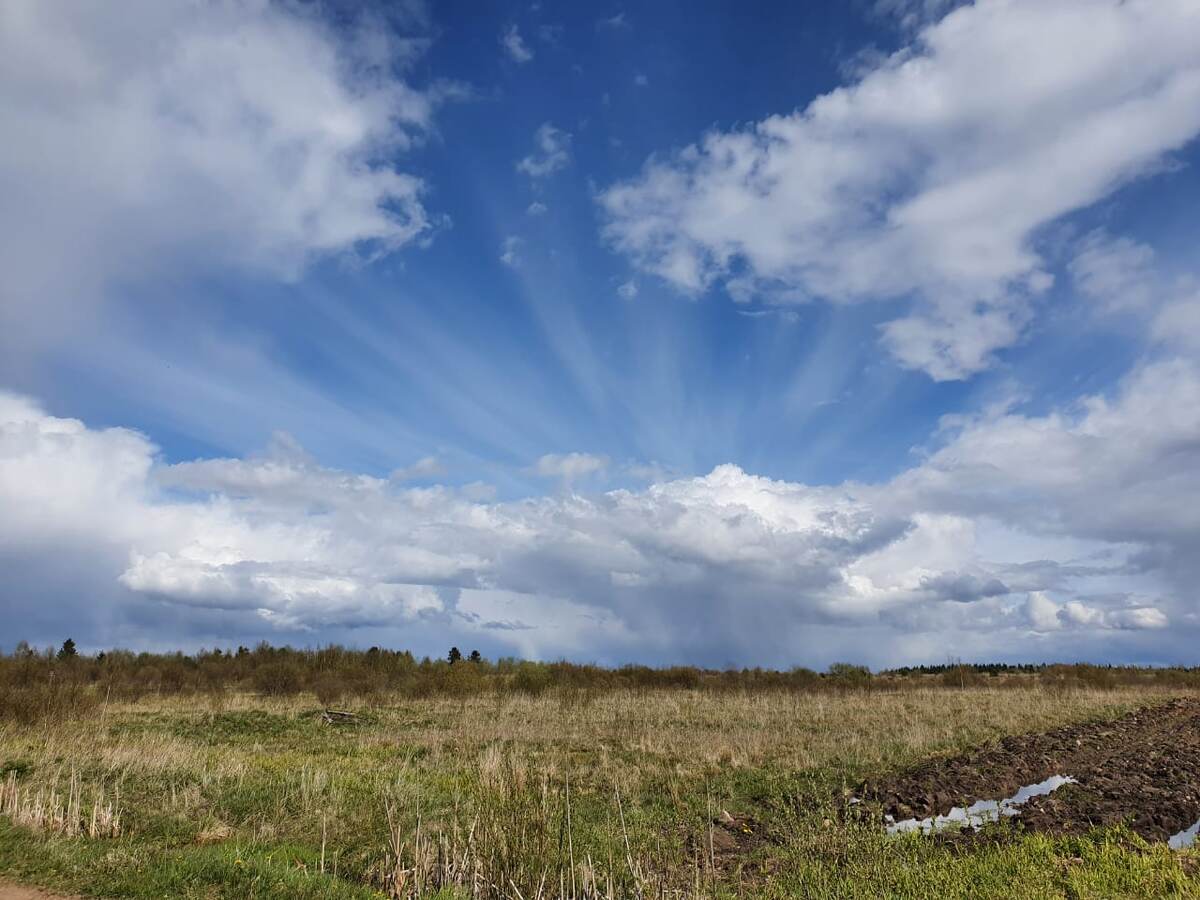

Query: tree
(469, 650), (482, 663)
(57, 638), (78, 660)
(447, 646), (462, 664)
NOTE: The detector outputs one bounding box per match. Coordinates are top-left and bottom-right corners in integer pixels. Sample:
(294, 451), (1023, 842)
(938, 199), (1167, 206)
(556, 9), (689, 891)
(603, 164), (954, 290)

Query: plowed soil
(856, 697), (1200, 842)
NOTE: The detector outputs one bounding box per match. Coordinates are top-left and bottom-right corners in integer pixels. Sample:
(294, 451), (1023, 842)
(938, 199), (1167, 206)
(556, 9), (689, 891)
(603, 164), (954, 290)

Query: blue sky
(2, 0), (1199, 667)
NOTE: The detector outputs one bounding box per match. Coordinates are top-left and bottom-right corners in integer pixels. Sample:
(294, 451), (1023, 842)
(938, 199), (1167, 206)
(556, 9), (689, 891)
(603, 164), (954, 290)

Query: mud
(856, 697), (1200, 843)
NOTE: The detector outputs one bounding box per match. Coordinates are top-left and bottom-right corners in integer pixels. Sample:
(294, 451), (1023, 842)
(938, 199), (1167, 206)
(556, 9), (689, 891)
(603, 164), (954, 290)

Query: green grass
(1, 687), (1197, 898)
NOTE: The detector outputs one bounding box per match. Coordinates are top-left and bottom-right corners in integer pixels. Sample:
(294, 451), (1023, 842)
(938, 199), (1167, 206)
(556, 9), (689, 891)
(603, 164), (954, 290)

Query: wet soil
(856, 697), (1200, 842)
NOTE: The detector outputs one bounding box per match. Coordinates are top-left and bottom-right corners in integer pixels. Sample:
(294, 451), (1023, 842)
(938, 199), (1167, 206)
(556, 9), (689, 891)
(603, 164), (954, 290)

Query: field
(2, 674), (1199, 898)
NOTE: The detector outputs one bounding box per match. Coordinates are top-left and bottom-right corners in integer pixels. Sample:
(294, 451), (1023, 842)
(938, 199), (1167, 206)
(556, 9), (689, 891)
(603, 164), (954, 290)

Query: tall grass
(0, 684), (1193, 898)
(0, 771), (121, 838)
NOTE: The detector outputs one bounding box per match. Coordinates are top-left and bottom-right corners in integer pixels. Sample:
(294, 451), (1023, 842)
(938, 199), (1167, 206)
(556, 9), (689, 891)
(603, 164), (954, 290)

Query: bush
(511, 663), (553, 696)
(827, 662), (872, 689)
(251, 661), (304, 697)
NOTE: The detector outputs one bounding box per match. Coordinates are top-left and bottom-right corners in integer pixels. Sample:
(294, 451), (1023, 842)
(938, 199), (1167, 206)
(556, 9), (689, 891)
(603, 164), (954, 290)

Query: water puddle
(1169, 818), (1200, 850)
(885, 774), (1076, 835)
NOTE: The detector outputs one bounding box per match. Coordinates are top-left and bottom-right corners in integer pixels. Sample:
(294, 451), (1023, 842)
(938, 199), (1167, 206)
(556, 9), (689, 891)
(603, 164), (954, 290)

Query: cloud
(517, 123), (572, 179)
(391, 456), (445, 482)
(1151, 294), (1200, 351)
(500, 236), (523, 268)
(1025, 591), (1061, 632)
(500, 24), (533, 63)
(617, 280), (638, 300)
(2, 353), (1196, 664)
(599, 0), (1200, 379)
(527, 201), (549, 216)
(871, 0), (963, 31)
(1028, 593), (1168, 633)
(1069, 230), (1157, 313)
(533, 452), (609, 482)
(597, 12), (629, 30)
(0, 0), (454, 355)
(537, 24), (564, 45)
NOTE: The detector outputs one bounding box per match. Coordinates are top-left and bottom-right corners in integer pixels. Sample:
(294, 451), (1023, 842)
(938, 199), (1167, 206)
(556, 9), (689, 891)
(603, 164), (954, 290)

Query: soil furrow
(857, 697), (1200, 841)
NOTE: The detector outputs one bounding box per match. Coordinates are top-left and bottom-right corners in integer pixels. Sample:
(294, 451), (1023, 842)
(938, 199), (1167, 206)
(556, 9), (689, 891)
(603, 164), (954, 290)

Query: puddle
(1169, 818), (1200, 850)
(885, 774), (1076, 835)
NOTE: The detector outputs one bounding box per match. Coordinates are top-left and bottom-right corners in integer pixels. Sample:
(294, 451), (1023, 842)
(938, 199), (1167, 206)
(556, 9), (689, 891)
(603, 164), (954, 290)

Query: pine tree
(447, 646), (462, 664)
(57, 638), (78, 660)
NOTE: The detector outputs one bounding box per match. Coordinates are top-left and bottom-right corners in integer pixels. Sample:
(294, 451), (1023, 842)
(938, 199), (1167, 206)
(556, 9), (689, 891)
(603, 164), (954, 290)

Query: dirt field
(858, 696), (1200, 842)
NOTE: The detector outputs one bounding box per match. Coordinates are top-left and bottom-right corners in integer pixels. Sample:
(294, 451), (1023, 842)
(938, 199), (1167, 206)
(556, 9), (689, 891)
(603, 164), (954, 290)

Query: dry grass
(0, 772), (120, 839)
(0, 684), (1194, 898)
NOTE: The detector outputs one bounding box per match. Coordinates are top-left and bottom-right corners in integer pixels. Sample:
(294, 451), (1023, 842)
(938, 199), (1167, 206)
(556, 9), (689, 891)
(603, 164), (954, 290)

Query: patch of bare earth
(856, 697), (1200, 841)
(0, 884), (82, 900)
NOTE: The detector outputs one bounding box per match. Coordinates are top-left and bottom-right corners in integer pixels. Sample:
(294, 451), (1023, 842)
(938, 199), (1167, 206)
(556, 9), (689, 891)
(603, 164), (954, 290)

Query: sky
(2, 0), (1199, 668)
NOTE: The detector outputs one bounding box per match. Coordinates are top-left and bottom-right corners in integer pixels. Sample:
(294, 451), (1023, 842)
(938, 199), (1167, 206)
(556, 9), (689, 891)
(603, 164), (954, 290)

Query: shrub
(251, 661), (304, 697)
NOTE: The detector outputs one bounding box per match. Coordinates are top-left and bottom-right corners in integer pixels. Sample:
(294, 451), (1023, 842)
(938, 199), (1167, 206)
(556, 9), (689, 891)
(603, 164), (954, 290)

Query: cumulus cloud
(1028, 594), (1168, 633)
(3, 351), (1197, 664)
(599, 0), (1200, 379)
(0, 0), (453, 353)
(517, 124), (572, 179)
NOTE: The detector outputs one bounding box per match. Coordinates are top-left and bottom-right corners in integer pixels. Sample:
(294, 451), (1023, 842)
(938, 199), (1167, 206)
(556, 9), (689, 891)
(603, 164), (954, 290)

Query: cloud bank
(3, 352), (1195, 666)
(599, 0), (1200, 379)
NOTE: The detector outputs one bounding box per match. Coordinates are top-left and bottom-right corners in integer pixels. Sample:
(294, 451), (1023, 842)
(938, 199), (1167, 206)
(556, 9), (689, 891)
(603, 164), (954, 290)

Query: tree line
(2, 638), (1197, 724)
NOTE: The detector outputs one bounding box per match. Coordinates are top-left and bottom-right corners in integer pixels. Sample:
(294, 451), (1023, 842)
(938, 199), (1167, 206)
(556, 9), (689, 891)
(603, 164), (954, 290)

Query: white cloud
(527, 201), (549, 216)
(872, 0), (962, 31)
(391, 456), (445, 482)
(500, 24), (533, 63)
(517, 123), (572, 179)
(533, 452), (609, 482)
(1026, 591), (1061, 632)
(617, 280), (638, 300)
(0, 0), (453, 352)
(597, 12), (629, 30)
(1151, 294), (1200, 351)
(3, 353), (1196, 663)
(1069, 230), (1157, 313)
(500, 236), (523, 267)
(599, 0), (1200, 379)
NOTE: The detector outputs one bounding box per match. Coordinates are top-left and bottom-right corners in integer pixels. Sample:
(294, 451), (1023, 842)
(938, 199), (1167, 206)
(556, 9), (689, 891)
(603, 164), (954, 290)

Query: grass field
(0, 685), (1197, 898)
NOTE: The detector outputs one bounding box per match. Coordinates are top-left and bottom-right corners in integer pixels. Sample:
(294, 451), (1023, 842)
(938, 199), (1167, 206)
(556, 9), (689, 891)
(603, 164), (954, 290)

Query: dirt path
(856, 697), (1200, 841)
(0, 885), (81, 900)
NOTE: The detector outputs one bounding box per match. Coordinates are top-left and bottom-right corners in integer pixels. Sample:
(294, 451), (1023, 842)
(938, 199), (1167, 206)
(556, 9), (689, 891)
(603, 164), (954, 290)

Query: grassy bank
(1, 685), (1198, 897)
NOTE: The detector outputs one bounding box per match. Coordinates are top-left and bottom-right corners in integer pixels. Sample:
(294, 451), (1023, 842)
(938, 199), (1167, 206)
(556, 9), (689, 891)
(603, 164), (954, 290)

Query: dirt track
(857, 697), (1200, 842)
(0, 884), (79, 900)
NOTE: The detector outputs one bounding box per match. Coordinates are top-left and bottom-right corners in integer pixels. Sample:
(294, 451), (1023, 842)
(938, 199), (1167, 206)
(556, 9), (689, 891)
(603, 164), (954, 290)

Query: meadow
(1, 647), (1198, 898)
